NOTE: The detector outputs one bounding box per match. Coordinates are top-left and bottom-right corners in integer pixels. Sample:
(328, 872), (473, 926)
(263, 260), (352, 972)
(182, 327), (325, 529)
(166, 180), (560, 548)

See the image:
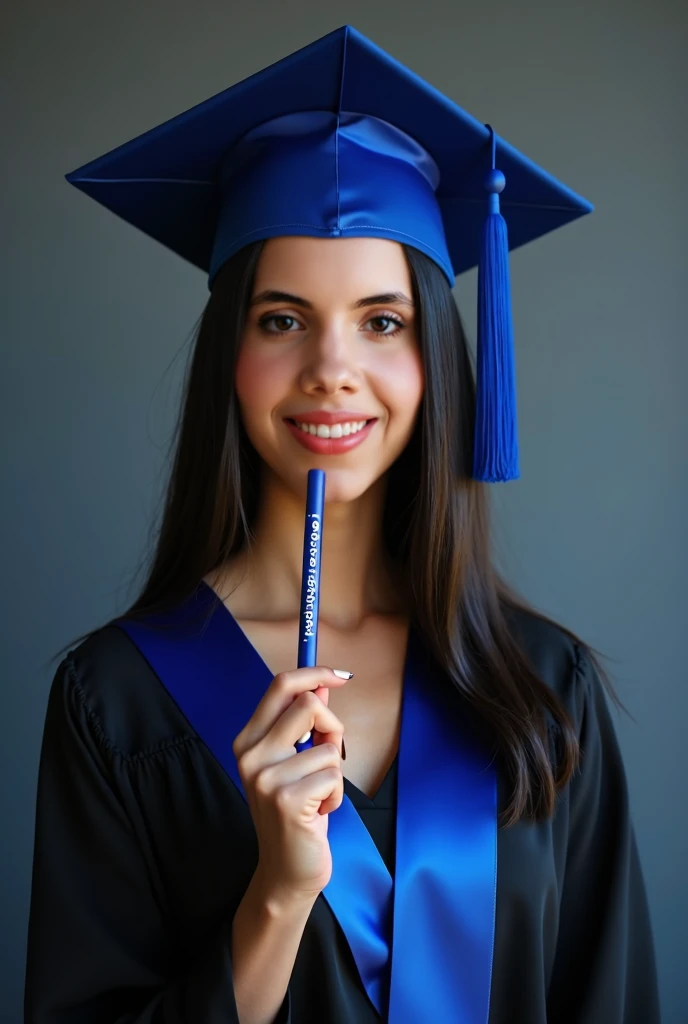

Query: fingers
(297, 685), (330, 744)
(233, 667), (351, 756)
(255, 742), (342, 796)
(261, 688), (344, 761)
(275, 766), (345, 819)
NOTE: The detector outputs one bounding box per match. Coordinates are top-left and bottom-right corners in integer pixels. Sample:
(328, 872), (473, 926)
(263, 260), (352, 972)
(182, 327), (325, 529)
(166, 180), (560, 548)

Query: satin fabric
(115, 582), (497, 1022)
(210, 108), (452, 288)
(65, 25), (594, 290)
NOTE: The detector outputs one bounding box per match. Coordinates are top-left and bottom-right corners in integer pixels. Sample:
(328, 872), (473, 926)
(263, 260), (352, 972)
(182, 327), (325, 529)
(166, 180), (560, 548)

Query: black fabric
(344, 760), (398, 877)
(24, 608), (660, 1023)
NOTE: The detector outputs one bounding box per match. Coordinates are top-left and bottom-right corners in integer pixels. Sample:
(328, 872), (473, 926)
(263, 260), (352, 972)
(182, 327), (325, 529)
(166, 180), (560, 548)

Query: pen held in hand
(295, 468), (326, 752)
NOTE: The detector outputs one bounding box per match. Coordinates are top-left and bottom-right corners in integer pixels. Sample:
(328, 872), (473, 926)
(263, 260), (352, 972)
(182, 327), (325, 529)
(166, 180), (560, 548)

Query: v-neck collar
(345, 755), (398, 807)
(198, 578), (403, 804)
(116, 579), (498, 1023)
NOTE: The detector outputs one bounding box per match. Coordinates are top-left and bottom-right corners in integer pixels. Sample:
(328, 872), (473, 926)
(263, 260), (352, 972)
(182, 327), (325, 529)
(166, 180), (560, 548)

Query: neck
(217, 467), (406, 630)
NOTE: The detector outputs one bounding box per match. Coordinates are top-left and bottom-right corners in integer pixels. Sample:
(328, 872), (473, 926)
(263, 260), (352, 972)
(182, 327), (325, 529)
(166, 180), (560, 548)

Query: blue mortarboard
(65, 24), (593, 483)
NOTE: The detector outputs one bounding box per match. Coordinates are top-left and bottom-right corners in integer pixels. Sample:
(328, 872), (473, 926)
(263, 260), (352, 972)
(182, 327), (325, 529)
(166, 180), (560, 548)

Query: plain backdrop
(2, 1), (686, 1021)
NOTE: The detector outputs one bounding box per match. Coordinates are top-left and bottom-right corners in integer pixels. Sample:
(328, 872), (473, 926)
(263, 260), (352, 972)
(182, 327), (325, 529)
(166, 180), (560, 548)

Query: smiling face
(234, 236), (425, 504)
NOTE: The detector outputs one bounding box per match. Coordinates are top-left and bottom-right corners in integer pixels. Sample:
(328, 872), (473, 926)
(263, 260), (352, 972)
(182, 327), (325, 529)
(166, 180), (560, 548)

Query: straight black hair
(53, 240), (624, 827)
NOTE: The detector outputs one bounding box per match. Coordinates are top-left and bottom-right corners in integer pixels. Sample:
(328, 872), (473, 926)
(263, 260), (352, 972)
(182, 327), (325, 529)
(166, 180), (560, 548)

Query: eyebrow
(248, 289), (415, 310)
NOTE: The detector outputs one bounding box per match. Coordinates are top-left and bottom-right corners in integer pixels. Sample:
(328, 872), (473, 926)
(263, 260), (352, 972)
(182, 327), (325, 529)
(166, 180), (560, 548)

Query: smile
(294, 419), (368, 438)
(284, 418), (377, 454)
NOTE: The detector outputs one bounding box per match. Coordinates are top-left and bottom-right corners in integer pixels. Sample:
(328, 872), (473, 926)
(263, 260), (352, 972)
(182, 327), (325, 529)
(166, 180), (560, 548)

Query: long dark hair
(53, 240), (624, 828)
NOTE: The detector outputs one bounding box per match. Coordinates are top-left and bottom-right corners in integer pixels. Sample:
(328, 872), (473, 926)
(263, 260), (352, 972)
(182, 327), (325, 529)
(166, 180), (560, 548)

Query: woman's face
(234, 236), (424, 505)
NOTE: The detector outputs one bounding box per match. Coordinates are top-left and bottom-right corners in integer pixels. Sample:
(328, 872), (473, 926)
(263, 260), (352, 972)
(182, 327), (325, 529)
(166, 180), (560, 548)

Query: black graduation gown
(24, 606), (660, 1023)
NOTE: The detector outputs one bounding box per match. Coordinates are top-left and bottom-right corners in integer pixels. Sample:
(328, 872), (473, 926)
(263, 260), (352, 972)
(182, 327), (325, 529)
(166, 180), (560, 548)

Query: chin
(268, 458), (384, 506)
(319, 473), (381, 506)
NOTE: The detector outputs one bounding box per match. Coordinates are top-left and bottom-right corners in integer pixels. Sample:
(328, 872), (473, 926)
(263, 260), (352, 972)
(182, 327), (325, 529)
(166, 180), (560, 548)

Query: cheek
(377, 348), (424, 420)
(234, 346), (284, 420)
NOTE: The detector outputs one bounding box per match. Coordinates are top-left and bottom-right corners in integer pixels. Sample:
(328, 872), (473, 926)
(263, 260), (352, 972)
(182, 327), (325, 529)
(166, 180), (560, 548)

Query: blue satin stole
(115, 582), (497, 1022)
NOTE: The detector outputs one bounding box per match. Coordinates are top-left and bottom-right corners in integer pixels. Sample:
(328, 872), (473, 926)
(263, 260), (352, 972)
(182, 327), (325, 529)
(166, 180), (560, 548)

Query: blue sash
(115, 582), (497, 1021)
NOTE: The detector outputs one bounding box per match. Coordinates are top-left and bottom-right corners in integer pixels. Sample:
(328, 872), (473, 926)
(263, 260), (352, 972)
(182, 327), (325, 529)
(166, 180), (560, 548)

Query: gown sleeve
(24, 658), (291, 1024)
(545, 644), (661, 1023)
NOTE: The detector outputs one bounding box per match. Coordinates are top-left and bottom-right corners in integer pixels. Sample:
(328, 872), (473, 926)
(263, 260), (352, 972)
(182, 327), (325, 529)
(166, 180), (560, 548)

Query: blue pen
(295, 468), (326, 752)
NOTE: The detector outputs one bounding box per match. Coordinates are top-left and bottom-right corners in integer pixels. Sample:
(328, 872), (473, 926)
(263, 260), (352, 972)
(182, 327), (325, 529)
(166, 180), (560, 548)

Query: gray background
(2, 0), (685, 1021)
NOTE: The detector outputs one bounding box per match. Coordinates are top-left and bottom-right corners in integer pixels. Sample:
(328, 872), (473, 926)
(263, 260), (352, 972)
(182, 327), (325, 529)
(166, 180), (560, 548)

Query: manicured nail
(333, 669), (354, 679)
(297, 731), (311, 745)
(341, 736), (347, 760)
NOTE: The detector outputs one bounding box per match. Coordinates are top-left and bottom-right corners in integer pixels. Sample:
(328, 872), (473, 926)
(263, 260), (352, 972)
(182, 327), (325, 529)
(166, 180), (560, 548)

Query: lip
(284, 417), (377, 455)
(285, 410), (376, 426)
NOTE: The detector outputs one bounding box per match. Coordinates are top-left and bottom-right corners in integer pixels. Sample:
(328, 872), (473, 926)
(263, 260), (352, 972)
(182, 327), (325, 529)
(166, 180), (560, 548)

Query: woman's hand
(232, 666), (351, 905)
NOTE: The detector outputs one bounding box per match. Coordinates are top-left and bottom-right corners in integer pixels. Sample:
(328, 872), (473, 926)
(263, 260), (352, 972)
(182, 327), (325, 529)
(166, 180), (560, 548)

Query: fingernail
(341, 736), (347, 760)
(333, 669), (354, 679)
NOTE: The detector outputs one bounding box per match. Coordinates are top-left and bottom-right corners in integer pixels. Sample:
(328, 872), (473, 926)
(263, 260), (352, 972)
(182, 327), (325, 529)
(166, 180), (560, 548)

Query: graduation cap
(65, 24), (593, 483)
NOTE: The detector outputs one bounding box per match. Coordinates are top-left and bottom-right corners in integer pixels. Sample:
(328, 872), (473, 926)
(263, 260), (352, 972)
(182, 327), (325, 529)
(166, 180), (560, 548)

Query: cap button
(484, 168), (506, 194)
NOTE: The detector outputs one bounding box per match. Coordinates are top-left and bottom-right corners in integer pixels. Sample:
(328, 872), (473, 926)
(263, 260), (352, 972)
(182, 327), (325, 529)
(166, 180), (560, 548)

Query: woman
(25, 25), (660, 1024)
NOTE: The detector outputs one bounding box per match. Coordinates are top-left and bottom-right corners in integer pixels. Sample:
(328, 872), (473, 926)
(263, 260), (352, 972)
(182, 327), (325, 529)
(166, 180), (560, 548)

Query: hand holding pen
(231, 470), (351, 901)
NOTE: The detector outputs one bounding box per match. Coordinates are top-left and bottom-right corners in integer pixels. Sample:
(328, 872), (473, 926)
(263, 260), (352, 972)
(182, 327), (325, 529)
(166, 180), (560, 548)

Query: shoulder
(57, 624), (197, 760)
(502, 602), (598, 725)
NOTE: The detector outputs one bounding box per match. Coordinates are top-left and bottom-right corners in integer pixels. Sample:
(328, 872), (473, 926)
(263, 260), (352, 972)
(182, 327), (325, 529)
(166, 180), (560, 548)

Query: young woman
(25, 25), (659, 1024)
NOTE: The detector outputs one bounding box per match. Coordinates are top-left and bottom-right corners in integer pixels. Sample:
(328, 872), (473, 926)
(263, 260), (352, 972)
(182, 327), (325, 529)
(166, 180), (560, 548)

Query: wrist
(250, 865), (320, 919)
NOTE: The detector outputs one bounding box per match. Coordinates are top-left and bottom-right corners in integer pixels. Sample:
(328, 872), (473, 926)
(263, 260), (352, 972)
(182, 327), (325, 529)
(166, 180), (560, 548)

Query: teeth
(296, 420), (367, 439)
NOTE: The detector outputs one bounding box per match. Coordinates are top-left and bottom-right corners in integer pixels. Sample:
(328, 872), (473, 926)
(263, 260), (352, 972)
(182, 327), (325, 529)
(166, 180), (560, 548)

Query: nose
(298, 323), (363, 396)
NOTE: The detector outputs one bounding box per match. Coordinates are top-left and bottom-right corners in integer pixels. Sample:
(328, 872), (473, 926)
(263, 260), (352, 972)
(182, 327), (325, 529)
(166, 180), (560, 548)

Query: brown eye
(258, 315), (299, 333)
(366, 315), (405, 336)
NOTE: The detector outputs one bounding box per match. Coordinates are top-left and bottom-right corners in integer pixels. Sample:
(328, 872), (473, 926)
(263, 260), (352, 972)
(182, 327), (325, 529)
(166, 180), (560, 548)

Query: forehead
(253, 236), (412, 294)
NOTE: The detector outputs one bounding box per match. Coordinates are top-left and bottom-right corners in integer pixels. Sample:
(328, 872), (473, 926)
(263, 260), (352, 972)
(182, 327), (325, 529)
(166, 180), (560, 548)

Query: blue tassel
(473, 128), (520, 482)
